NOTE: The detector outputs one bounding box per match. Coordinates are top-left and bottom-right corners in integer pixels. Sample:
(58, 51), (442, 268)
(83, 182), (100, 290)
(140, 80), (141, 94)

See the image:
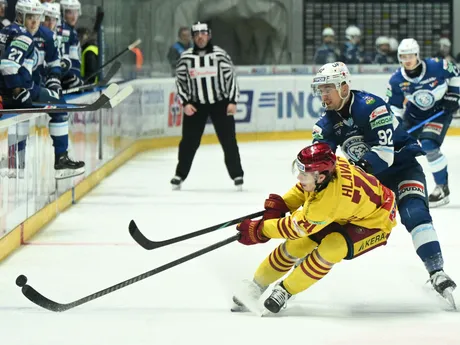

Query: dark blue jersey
(0, 23), (35, 93)
(313, 90), (424, 176)
(32, 25), (61, 96)
(386, 58), (460, 122)
(57, 22), (80, 78)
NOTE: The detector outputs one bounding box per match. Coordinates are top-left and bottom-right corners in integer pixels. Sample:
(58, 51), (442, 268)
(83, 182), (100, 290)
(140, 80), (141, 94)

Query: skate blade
(442, 287), (457, 310)
(171, 184), (181, 191)
(233, 282), (264, 317)
(429, 196), (450, 208)
(55, 167), (85, 180)
(235, 185), (243, 192)
(230, 303), (249, 313)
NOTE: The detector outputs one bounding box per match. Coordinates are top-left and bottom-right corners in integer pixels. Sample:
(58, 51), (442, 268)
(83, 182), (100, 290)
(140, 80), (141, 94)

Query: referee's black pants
(175, 100), (244, 180)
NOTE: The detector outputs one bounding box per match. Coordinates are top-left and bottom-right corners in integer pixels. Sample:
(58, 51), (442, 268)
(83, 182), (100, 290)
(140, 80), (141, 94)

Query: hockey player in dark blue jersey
(0, 0), (39, 179)
(310, 62), (456, 307)
(386, 38), (460, 207)
(31, 1), (84, 179)
(339, 26), (364, 64)
(57, 0), (82, 91)
(0, 0), (39, 108)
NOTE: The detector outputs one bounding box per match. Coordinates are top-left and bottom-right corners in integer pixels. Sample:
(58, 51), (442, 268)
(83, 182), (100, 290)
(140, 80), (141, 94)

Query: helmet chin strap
(336, 87), (350, 111)
(314, 172), (332, 192)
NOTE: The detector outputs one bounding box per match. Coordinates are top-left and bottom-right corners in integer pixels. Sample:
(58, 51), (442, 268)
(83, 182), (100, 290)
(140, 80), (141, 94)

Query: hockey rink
(1, 138), (460, 345)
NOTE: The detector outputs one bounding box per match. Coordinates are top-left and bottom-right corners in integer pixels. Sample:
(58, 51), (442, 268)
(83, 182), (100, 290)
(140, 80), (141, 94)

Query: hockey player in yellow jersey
(232, 142), (397, 314)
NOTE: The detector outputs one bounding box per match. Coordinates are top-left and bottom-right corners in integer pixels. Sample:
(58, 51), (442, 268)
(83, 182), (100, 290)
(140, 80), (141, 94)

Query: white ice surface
(1, 139), (460, 345)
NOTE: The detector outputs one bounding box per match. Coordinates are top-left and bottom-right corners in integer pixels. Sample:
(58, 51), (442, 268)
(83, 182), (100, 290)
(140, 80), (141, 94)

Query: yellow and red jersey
(262, 157), (397, 240)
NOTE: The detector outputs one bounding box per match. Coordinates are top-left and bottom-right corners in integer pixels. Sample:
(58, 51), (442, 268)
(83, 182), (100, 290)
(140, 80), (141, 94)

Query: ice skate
(170, 175), (182, 190)
(54, 152), (85, 179)
(430, 270), (457, 309)
(429, 184), (450, 208)
(234, 176), (243, 191)
(232, 279), (265, 316)
(263, 282), (292, 314)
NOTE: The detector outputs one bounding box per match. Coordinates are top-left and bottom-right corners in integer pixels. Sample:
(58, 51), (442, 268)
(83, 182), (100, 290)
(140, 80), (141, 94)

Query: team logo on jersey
(168, 92), (183, 127)
(312, 125), (323, 140)
(32, 48), (39, 71)
(369, 105), (389, 121)
(412, 89), (436, 110)
(342, 136), (371, 162)
(398, 180), (425, 199)
(364, 96), (375, 105)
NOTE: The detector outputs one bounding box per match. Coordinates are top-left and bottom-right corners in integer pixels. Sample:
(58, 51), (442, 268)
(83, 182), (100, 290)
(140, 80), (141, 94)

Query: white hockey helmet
(60, 0), (81, 15)
(375, 36), (390, 47)
(311, 62), (351, 96)
(15, 0), (44, 23)
(322, 27), (335, 37)
(42, 2), (60, 20)
(345, 25), (361, 40)
(397, 38), (420, 63)
(388, 37), (399, 52)
(439, 38), (451, 48)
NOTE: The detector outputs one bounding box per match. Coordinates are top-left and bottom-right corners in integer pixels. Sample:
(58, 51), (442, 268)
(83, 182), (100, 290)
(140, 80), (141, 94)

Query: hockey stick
(32, 85), (134, 109)
(129, 210), (264, 250)
(0, 84), (119, 115)
(83, 39), (142, 84)
(62, 61), (121, 95)
(16, 234), (240, 312)
(407, 110), (444, 134)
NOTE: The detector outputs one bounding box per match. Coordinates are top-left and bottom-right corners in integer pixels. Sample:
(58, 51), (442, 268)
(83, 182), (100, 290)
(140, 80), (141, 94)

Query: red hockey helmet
(295, 142), (337, 175)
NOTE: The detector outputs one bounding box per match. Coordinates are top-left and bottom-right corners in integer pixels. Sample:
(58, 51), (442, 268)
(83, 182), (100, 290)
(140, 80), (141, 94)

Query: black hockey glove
(351, 158), (373, 174)
(45, 76), (62, 97)
(60, 57), (71, 75)
(12, 88), (32, 107)
(441, 93), (460, 113)
(62, 75), (84, 90)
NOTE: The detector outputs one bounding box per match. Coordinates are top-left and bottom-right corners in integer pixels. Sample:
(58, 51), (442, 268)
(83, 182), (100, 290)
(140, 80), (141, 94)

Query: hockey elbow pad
(352, 158), (373, 174)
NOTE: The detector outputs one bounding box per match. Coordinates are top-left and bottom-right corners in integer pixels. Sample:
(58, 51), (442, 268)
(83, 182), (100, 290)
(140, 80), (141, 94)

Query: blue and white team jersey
(314, 44), (340, 65)
(0, 23), (35, 93)
(57, 22), (80, 78)
(340, 42), (363, 64)
(31, 25), (61, 97)
(313, 90), (424, 176)
(386, 58), (460, 121)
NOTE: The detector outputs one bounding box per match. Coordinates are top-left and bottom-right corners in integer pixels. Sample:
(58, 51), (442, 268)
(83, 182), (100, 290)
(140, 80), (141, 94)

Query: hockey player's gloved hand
(264, 194), (290, 220)
(62, 75), (84, 90)
(351, 158), (373, 174)
(45, 77), (62, 97)
(12, 88), (32, 107)
(441, 93), (460, 113)
(60, 57), (71, 74)
(236, 219), (269, 245)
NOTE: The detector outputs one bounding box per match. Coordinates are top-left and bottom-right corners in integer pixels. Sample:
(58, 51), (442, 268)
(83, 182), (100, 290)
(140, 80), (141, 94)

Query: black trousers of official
(175, 100), (244, 181)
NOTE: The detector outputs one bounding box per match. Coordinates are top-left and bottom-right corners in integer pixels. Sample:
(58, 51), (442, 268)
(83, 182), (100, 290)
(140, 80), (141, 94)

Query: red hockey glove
(264, 194), (290, 220)
(236, 219), (269, 245)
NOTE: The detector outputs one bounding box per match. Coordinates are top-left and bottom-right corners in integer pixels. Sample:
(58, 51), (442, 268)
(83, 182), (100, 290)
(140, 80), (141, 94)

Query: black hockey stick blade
(17, 234), (240, 312)
(33, 84), (133, 110)
(63, 61), (121, 95)
(0, 84), (119, 115)
(129, 210), (264, 250)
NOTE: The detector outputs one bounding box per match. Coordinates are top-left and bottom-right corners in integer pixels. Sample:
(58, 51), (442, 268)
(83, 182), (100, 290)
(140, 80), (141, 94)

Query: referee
(170, 22), (244, 190)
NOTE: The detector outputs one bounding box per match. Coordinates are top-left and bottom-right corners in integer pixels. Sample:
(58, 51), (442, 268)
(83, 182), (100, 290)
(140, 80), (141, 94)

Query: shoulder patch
(312, 125), (323, 140)
(363, 95), (375, 105)
(16, 35), (32, 45)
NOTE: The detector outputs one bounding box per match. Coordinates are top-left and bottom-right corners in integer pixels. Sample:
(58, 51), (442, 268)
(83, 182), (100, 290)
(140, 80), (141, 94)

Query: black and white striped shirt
(175, 44), (239, 105)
